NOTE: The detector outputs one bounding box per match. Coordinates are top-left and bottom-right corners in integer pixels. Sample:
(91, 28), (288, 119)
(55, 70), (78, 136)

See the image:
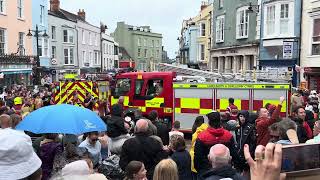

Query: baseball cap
(0, 129), (42, 180)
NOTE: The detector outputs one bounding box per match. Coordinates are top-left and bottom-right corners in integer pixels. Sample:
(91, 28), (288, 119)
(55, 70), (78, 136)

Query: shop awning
(0, 69), (32, 75)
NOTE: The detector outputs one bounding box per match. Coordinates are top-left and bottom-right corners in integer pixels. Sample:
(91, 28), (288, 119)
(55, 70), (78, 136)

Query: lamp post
(26, 25), (49, 85)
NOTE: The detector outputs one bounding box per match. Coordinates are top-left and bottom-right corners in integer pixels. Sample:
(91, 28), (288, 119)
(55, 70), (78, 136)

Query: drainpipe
(100, 32), (103, 72)
(297, 0), (303, 86)
(75, 25), (79, 75)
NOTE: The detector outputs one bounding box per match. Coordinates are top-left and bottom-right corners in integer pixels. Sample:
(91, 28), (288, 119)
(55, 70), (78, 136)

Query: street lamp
(26, 25), (49, 85)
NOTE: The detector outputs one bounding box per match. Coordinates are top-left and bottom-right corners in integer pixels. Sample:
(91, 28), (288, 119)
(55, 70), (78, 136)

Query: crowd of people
(1, 83), (320, 180)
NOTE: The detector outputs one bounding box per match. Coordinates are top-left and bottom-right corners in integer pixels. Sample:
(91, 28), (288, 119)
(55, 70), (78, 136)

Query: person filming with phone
(84, 92), (96, 111)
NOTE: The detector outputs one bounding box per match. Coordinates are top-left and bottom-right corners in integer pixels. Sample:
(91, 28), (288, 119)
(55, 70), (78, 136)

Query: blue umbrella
(16, 104), (107, 134)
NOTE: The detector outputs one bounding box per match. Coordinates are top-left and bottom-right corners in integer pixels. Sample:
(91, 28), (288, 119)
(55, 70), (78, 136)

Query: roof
(48, 9), (97, 27)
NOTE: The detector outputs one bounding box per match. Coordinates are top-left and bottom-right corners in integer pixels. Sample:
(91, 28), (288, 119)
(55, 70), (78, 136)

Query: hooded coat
(235, 110), (256, 171)
(105, 104), (128, 138)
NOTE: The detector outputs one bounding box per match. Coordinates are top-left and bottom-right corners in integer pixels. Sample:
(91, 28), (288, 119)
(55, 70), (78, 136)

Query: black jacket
(119, 133), (168, 180)
(294, 118), (308, 143)
(194, 127), (241, 175)
(201, 165), (245, 180)
(171, 150), (192, 180)
(236, 111), (256, 157)
(153, 121), (170, 145)
(105, 104), (128, 138)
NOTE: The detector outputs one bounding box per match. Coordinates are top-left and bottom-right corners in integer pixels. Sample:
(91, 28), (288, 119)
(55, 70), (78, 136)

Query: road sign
(283, 41), (293, 59)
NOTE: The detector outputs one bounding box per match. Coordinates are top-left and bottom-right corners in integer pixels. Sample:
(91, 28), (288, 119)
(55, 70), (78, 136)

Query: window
(52, 46), (56, 58)
(51, 26), (56, 40)
(89, 32), (92, 45)
(138, 48), (141, 57)
(145, 79), (163, 96)
(90, 52), (93, 64)
(144, 49), (147, 57)
(236, 7), (249, 39)
(266, 5), (275, 36)
(63, 30), (74, 43)
(106, 44), (109, 55)
(18, 32), (24, 47)
(0, 0), (5, 14)
(135, 80), (144, 96)
(82, 30), (85, 44)
(218, 0), (223, 8)
(64, 48), (74, 64)
(110, 45), (113, 55)
(82, 51), (87, 63)
(280, 4), (289, 35)
(44, 38), (48, 57)
(216, 15), (225, 43)
(200, 44), (205, 61)
(151, 40), (154, 47)
(95, 34), (98, 46)
(144, 39), (147, 46)
(17, 0), (23, 18)
(40, 5), (44, 25)
(114, 79), (131, 96)
(94, 51), (99, 64)
(264, 2), (293, 38)
(0, 28), (6, 55)
(138, 38), (141, 46)
(38, 39), (42, 56)
(156, 50), (160, 58)
(312, 18), (320, 55)
(157, 40), (160, 47)
(201, 23), (206, 36)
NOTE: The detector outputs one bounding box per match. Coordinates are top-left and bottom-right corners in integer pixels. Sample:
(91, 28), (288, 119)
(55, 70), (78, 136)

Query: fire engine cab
(110, 71), (291, 131)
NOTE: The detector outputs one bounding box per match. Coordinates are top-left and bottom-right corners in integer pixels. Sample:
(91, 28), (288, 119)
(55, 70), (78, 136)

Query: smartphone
(281, 143), (320, 173)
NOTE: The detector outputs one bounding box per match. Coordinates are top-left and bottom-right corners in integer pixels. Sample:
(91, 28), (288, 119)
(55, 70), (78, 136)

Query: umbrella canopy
(16, 104), (107, 134)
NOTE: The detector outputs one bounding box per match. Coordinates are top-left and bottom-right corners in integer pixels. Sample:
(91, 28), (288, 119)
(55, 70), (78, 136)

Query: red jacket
(256, 105), (282, 146)
(227, 104), (239, 120)
(303, 121), (313, 139)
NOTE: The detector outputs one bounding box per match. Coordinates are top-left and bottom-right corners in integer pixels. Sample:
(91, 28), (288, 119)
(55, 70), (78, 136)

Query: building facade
(259, 0), (302, 86)
(48, 0), (78, 80)
(0, 0), (34, 85)
(102, 32), (119, 70)
(112, 22), (162, 71)
(300, 0), (320, 90)
(32, 0), (50, 67)
(76, 10), (101, 74)
(209, 0), (259, 73)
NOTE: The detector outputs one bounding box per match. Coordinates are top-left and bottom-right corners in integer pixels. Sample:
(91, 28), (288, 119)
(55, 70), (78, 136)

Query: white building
(102, 33), (119, 70)
(300, 0), (320, 91)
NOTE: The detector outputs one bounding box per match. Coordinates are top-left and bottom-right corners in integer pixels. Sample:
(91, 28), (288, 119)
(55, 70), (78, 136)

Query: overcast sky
(61, 0), (203, 58)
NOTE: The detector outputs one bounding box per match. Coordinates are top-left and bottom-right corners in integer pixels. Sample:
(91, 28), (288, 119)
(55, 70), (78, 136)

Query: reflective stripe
(129, 106), (147, 112)
(200, 109), (212, 115)
(180, 98), (200, 109)
(164, 108), (173, 113)
(146, 98), (164, 108)
(111, 96), (130, 106)
(175, 108), (181, 114)
(263, 100), (287, 112)
(173, 84), (290, 89)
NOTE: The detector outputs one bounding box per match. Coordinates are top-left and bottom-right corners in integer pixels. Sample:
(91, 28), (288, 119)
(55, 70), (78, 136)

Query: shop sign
(283, 41), (293, 59)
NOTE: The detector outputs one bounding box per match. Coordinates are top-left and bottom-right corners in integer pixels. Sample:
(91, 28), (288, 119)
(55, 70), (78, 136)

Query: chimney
(50, 0), (60, 12)
(201, 1), (208, 11)
(78, 9), (86, 20)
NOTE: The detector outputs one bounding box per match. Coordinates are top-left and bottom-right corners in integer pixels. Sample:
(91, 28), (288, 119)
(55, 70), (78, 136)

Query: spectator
(292, 106), (312, 142)
(236, 110), (256, 172)
(169, 121), (184, 140)
(201, 144), (244, 180)
(276, 118), (298, 145)
(149, 110), (170, 145)
(84, 93), (96, 111)
(39, 133), (63, 180)
(79, 131), (102, 167)
(10, 114), (22, 129)
(104, 104), (130, 155)
(124, 161), (147, 180)
(0, 128), (42, 180)
(153, 159), (179, 180)
(194, 111), (240, 175)
(0, 114), (12, 129)
(256, 96), (284, 146)
(305, 110), (315, 130)
(268, 123), (280, 143)
(291, 90), (304, 112)
(190, 118), (208, 178)
(192, 116), (205, 134)
(226, 98), (239, 120)
(169, 134), (192, 180)
(120, 119), (168, 180)
(306, 120), (320, 144)
(61, 159), (94, 177)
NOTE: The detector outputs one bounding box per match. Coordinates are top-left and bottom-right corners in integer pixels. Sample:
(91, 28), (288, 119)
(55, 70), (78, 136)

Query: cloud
(61, 0), (202, 58)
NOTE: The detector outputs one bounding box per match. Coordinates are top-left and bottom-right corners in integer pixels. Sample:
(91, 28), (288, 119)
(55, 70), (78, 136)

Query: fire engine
(110, 71), (291, 131)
